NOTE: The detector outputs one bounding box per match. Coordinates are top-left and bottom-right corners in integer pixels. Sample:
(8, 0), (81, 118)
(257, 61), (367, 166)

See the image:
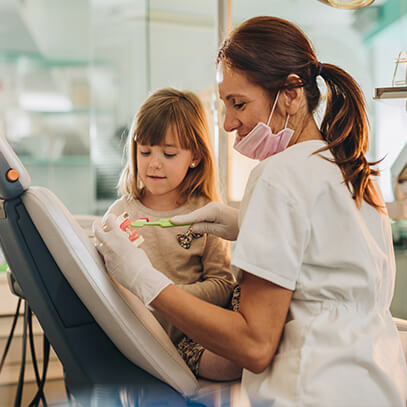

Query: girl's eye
(140, 151), (150, 156)
(164, 153), (177, 158)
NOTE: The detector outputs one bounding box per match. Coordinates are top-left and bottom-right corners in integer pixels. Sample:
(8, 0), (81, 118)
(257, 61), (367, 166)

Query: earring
(191, 162), (196, 168)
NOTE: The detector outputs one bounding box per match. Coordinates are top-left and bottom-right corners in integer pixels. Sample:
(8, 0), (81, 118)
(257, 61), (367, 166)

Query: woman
(94, 16), (407, 406)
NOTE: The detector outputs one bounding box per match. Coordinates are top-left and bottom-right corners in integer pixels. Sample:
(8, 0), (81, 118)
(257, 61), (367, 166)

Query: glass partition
(89, 0), (218, 214)
(1, 1), (405, 210)
(0, 51), (94, 215)
(89, 0), (148, 214)
(0, 0), (218, 215)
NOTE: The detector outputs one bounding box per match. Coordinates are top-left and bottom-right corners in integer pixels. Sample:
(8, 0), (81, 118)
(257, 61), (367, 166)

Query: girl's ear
(282, 74), (304, 116)
(190, 154), (202, 168)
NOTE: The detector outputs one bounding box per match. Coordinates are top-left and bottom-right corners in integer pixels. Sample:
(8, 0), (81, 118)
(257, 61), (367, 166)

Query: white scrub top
(232, 140), (407, 407)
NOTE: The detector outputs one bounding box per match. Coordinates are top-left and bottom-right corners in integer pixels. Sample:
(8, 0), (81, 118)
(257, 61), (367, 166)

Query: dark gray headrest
(0, 132), (31, 200)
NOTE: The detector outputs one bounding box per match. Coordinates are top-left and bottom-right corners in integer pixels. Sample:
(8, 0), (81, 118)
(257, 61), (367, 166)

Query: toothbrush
(130, 218), (190, 228)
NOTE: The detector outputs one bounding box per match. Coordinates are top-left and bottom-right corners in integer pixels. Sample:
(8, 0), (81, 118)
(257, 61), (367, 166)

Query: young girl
(104, 88), (241, 381)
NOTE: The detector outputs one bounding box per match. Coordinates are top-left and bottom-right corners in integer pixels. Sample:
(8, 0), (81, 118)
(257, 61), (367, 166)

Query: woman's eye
(234, 102), (246, 110)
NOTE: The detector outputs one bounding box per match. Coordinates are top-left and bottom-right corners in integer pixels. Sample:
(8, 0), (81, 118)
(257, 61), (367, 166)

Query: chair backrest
(0, 133), (30, 200)
(0, 133), (198, 404)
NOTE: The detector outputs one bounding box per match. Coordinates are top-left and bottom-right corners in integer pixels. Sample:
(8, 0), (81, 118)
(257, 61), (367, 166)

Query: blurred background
(0, 0), (406, 214)
(0, 1), (406, 405)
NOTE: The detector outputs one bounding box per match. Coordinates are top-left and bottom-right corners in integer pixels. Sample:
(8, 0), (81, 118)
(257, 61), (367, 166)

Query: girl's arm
(152, 270), (292, 373)
(178, 235), (235, 307)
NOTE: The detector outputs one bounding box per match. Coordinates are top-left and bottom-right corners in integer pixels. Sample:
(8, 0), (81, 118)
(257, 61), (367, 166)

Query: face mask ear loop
(284, 114), (290, 129)
(266, 90), (280, 126)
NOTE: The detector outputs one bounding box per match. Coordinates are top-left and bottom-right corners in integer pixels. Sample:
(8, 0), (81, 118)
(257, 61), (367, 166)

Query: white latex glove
(93, 214), (173, 306)
(171, 202), (239, 241)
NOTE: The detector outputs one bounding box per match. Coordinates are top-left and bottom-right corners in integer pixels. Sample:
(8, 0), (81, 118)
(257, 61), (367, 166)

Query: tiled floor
(0, 379), (69, 407)
(0, 307), (67, 406)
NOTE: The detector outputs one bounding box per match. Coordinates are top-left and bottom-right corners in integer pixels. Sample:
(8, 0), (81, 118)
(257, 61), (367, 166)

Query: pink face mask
(233, 91), (294, 161)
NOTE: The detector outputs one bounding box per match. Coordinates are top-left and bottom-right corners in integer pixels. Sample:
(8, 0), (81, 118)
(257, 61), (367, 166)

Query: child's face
(137, 124), (194, 204)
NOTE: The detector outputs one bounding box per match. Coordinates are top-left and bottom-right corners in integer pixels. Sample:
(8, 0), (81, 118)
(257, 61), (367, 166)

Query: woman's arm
(152, 271), (292, 373)
(94, 213), (292, 372)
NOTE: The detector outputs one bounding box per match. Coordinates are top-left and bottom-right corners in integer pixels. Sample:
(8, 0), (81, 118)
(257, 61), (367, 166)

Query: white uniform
(232, 140), (407, 407)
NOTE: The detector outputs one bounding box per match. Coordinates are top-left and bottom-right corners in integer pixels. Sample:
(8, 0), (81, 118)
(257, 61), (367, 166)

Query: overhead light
(317, 0), (375, 9)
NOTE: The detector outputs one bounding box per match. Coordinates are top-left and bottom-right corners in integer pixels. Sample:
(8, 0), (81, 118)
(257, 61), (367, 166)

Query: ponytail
(316, 63), (384, 211)
(217, 16), (383, 212)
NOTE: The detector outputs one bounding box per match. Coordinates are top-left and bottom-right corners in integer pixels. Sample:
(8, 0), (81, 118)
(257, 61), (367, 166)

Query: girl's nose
(223, 110), (240, 133)
(149, 156), (162, 169)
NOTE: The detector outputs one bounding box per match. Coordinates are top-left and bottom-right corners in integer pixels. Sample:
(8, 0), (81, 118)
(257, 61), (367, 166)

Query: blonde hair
(118, 88), (220, 202)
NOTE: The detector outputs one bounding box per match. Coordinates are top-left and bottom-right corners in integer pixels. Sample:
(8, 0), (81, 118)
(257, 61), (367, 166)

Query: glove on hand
(171, 201), (239, 241)
(93, 214), (173, 306)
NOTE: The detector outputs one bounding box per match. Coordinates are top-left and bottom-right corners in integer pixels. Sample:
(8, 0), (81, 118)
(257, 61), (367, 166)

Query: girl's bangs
(134, 97), (199, 152)
(172, 114), (197, 151)
(135, 110), (170, 146)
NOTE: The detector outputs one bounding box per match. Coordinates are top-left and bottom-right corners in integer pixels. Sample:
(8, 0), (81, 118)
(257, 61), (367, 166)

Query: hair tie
(318, 61), (323, 76)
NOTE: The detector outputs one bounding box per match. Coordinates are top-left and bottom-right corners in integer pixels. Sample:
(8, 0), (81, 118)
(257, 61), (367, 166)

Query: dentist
(94, 16), (407, 406)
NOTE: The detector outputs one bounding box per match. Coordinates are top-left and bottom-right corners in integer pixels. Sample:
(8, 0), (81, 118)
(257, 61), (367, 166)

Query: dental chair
(0, 132), (233, 407)
(3, 128), (405, 407)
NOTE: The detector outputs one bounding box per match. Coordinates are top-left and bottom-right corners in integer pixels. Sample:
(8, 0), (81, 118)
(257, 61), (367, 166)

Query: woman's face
(217, 62), (273, 138)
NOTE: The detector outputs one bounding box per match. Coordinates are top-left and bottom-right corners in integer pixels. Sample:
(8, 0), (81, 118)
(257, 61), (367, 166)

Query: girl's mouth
(148, 175), (166, 180)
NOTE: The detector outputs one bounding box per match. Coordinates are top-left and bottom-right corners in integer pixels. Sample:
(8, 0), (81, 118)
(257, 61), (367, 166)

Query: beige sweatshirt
(105, 195), (235, 344)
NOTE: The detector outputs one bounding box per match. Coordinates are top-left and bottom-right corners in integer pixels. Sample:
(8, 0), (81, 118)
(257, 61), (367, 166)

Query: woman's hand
(93, 214), (173, 306)
(171, 202), (239, 241)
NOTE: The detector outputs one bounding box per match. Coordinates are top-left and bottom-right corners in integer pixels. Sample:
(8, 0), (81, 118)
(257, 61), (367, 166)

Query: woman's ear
(282, 74), (304, 116)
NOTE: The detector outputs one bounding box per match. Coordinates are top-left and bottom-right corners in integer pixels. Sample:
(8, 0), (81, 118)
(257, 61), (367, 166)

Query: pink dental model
(117, 212), (145, 246)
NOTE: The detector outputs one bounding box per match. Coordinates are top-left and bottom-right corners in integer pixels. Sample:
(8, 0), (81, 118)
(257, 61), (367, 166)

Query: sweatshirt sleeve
(178, 234), (236, 307)
(104, 198), (126, 219)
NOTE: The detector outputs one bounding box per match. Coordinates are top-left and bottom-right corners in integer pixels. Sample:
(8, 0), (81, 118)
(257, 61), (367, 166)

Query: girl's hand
(171, 202), (239, 241)
(93, 214), (173, 306)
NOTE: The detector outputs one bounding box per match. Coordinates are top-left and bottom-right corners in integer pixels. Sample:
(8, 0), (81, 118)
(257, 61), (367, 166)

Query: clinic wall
(3, 1), (404, 212)
(371, 14), (407, 202)
(89, 2), (218, 214)
(89, 3), (149, 212)
(370, 14), (407, 319)
(149, 20), (216, 93)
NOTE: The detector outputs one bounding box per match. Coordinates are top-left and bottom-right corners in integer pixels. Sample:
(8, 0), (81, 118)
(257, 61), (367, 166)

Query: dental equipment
(0, 132), (225, 406)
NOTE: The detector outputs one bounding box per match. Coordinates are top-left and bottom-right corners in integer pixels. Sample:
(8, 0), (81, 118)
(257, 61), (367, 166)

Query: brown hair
(118, 88), (220, 202)
(217, 16), (382, 210)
